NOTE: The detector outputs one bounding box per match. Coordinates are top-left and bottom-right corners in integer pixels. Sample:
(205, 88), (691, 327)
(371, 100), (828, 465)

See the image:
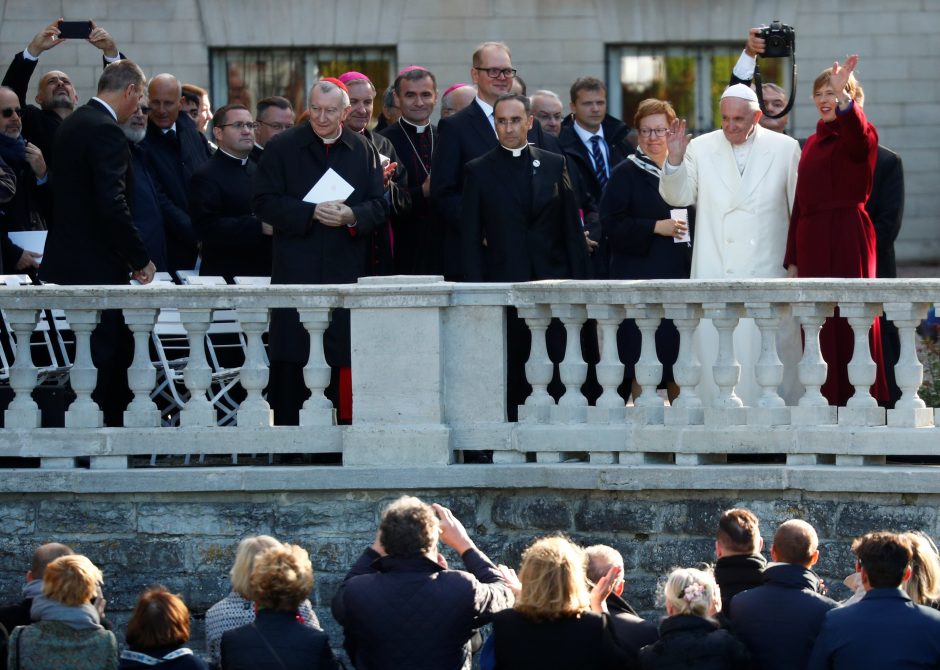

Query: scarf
(22, 579), (43, 600)
(0, 133), (27, 171)
(120, 648), (195, 665)
(626, 145), (663, 178)
(30, 594), (103, 630)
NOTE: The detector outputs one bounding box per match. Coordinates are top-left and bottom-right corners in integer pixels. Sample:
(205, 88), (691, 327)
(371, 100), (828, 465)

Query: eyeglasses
(0, 107), (23, 119)
(258, 120), (292, 131)
(495, 117), (526, 127)
(474, 67), (517, 79)
(638, 127), (669, 137)
(217, 121), (259, 130)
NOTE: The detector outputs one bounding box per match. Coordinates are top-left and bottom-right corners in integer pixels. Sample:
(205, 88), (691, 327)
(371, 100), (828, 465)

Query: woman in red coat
(784, 55), (887, 406)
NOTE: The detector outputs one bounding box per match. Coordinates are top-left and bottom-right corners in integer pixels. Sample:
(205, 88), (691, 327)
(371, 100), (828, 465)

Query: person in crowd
(338, 70), (406, 275)
(144, 73), (212, 274)
(431, 41), (558, 279)
(530, 89), (564, 137)
(713, 507), (765, 614)
(729, 519), (837, 670)
(661, 83), (802, 408)
(584, 544), (659, 655)
(729, 28), (792, 134)
(40, 60), (154, 427)
(221, 544), (337, 670)
(557, 75), (633, 279)
(439, 83), (476, 119)
(180, 83), (212, 135)
(250, 95), (294, 163)
(0, 543), (74, 637)
(380, 65), (440, 274)
(483, 536), (635, 670)
(120, 95), (168, 271)
(253, 78), (386, 425)
(374, 84), (400, 132)
(808, 531), (940, 669)
(119, 587), (206, 669)
(205, 535), (319, 669)
(189, 104), (271, 280)
(639, 567), (751, 670)
(1, 19), (123, 161)
(0, 85), (47, 273)
(843, 530), (940, 608)
(600, 98), (691, 404)
(0, 154), (14, 201)
(332, 496), (514, 670)
(7, 554), (117, 670)
(784, 55), (887, 407)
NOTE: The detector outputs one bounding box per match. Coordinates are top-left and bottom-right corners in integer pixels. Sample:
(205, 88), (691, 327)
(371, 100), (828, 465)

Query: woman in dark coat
(640, 567), (751, 670)
(784, 55), (887, 406)
(600, 99), (692, 403)
(221, 544), (336, 670)
(119, 587), (207, 670)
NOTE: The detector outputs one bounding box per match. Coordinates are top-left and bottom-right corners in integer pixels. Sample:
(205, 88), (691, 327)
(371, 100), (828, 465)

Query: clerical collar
(500, 143), (528, 158)
(219, 148), (249, 165)
(400, 117), (430, 134)
(318, 128), (343, 145)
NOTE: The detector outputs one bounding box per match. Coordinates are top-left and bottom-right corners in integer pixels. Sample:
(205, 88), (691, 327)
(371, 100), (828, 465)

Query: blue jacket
(807, 588), (940, 669)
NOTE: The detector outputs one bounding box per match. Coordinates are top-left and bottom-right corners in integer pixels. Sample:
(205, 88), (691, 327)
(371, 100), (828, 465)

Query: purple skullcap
(443, 83), (469, 98)
(338, 71), (370, 85)
(398, 65), (429, 76)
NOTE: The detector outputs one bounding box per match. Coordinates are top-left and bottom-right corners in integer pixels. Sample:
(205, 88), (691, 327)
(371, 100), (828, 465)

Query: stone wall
(1, 487), (935, 659)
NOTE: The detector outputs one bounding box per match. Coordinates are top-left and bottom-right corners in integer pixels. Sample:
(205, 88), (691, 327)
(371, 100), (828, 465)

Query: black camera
(758, 20), (795, 58)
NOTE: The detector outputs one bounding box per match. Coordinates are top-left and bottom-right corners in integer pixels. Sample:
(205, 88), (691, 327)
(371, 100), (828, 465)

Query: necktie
(590, 135), (608, 189)
(165, 128), (177, 144)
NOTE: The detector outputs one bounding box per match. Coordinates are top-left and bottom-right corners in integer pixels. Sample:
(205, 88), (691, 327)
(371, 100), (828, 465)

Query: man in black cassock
(461, 94), (588, 423)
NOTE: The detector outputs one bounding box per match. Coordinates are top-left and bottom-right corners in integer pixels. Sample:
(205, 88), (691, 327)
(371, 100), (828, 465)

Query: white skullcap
(720, 84), (759, 103)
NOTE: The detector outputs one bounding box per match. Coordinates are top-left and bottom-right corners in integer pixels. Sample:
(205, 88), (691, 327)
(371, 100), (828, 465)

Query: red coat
(785, 102), (887, 405)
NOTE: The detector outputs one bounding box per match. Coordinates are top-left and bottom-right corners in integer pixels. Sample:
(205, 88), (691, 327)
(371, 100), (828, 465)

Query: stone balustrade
(0, 277), (938, 488)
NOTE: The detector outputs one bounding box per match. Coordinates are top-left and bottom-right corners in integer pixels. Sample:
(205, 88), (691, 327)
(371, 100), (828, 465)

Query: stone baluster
(703, 303), (746, 426)
(518, 304), (553, 423)
(586, 305), (626, 420)
(552, 303), (587, 423)
(885, 302), (933, 427)
(838, 302), (885, 428)
(64, 309), (103, 429)
(790, 303), (837, 431)
(3, 309), (41, 429)
(236, 307), (273, 427)
(746, 302), (789, 426)
(664, 304), (704, 426)
(123, 309), (160, 428)
(629, 304), (665, 424)
(179, 309), (216, 427)
(299, 308), (335, 426)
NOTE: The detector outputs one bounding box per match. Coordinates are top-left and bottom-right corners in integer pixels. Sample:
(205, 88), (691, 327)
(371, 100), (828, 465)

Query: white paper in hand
(670, 208), (691, 244)
(303, 168), (354, 204)
(8, 230), (47, 261)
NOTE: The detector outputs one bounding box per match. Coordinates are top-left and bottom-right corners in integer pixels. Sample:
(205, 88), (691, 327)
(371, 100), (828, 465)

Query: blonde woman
(204, 535), (319, 668)
(485, 536), (633, 669)
(639, 567), (750, 670)
(8, 555), (117, 670)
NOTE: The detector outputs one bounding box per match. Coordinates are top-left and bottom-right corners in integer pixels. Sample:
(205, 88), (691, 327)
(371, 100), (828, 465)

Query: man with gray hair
(253, 78), (387, 425)
(440, 83), (476, 119)
(530, 89), (564, 137)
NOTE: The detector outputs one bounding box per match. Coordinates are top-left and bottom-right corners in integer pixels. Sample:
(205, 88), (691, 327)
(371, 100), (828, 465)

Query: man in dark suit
(380, 66), (440, 274)
(249, 95), (295, 164)
(431, 41), (559, 280)
(40, 59), (155, 426)
(253, 78), (387, 425)
(189, 104), (271, 281)
(1, 19), (123, 163)
(808, 531), (940, 670)
(143, 72), (212, 274)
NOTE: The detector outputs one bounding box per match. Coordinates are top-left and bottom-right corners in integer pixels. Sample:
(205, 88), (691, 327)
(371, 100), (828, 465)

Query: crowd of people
(2, 499), (940, 669)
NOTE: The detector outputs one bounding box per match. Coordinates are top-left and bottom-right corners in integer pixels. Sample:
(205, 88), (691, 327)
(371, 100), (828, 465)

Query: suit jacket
(40, 99), (149, 285)
(252, 122), (386, 365)
(660, 124), (799, 280)
(431, 98), (559, 277)
(807, 588), (940, 670)
(461, 145), (588, 283)
(142, 112), (212, 272)
(866, 145), (904, 278)
(189, 150), (270, 280)
(128, 142), (168, 272)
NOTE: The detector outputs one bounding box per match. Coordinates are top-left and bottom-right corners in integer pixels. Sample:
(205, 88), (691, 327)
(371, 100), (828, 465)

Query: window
(607, 44), (790, 134)
(210, 47), (396, 125)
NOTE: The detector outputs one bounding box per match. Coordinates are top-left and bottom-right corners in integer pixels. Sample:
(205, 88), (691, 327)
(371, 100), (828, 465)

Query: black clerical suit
(362, 127), (407, 276)
(431, 98), (561, 279)
(41, 99), (151, 425)
(253, 122), (387, 424)
(189, 149), (271, 281)
(143, 112), (212, 273)
(380, 119), (439, 274)
(462, 144), (588, 421)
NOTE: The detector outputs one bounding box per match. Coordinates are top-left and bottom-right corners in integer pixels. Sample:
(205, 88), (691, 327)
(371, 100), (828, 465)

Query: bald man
(0, 543), (74, 634)
(729, 520), (837, 670)
(439, 84), (476, 119)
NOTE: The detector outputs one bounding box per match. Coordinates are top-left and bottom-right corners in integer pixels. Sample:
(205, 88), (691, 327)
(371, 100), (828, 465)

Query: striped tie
(590, 135), (608, 189)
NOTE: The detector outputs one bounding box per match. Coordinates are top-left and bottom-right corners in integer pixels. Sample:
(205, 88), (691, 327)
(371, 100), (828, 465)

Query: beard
(47, 95), (75, 111)
(121, 125), (146, 144)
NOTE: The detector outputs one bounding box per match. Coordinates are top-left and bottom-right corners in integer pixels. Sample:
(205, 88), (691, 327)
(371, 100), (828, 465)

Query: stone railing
(0, 277), (938, 490)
